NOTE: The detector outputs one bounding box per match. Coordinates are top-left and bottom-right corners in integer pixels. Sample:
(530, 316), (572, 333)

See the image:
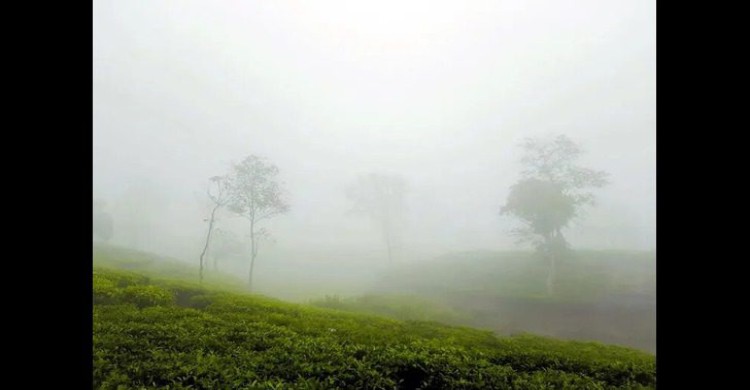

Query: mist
(93, 0), (655, 353)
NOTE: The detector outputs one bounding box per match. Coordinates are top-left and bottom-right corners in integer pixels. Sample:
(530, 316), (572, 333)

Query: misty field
(371, 251), (656, 353)
(93, 0), (656, 388)
(94, 246), (655, 389)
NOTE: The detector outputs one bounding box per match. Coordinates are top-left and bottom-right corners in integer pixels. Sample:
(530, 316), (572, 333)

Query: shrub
(119, 285), (174, 308)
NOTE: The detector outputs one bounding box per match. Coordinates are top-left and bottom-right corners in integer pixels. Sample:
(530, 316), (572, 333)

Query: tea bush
(119, 285), (175, 308)
(93, 267), (655, 389)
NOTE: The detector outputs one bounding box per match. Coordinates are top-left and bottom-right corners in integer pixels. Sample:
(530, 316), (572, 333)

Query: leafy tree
(93, 199), (113, 242)
(227, 155), (289, 291)
(501, 135), (608, 295)
(198, 175), (232, 283)
(346, 173), (407, 264)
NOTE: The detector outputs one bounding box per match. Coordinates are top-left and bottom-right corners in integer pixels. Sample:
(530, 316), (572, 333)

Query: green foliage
(502, 134), (608, 251)
(93, 270), (173, 308)
(93, 273), (119, 304)
(502, 179), (575, 243)
(94, 266), (656, 389)
(93, 243), (248, 292)
(119, 285), (175, 308)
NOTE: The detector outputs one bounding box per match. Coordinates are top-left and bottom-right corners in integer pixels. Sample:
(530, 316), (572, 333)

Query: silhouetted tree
(501, 135), (608, 295)
(199, 175), (232, 284)
(347, 173), (407, 264)
(227, 155), (289, 291)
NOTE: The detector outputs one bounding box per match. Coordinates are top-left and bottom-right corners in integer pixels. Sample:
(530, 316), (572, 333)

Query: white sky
(94, 0), (655, 260)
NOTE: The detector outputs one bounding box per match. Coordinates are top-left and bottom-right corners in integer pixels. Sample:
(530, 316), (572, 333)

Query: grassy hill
(376, 250), (655, 302)
(93, 246), (655, 389)
(305, 250), (655, 353)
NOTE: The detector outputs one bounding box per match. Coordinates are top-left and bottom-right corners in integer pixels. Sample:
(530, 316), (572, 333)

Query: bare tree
(227, 156), (289, 291)
(346, 173), (407, 264)
(199, 175), (232, 284)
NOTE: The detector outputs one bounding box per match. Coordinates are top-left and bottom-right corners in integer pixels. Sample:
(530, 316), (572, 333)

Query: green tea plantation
(94, 256), (655, 389)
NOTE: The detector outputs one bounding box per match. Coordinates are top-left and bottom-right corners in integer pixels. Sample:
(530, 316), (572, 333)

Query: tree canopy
(501, 135), (608, 294)
(502, 134), (608, 248)
(226, 155), (289, 290)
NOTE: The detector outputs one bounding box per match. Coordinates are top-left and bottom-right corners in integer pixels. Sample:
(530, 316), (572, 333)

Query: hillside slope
(94, 248), (655, 389)
(372, 250), (656, 353)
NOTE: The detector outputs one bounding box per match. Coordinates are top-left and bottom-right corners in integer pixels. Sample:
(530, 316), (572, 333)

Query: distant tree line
(198, 134), (607, 296)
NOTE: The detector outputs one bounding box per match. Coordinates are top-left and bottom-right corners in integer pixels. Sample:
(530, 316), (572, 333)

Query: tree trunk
(545, 228), (567, 296)
(199, 205), (219, 284)
(543, 232), (556, 296)
(249, 253), (256, 292)
(546, 251), (556, 296)
(248, 219), (256, 292)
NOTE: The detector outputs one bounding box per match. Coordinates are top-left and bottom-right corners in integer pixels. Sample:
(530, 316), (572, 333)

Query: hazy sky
(93, 0), (655, 260)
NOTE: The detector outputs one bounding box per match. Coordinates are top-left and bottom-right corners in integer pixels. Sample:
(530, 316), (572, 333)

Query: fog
(98, 0), (655, 338)
(94, 0), (653, 258)
(94, 0), (654, 352)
